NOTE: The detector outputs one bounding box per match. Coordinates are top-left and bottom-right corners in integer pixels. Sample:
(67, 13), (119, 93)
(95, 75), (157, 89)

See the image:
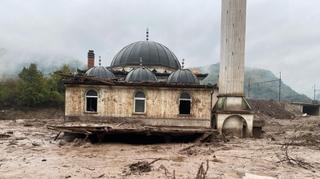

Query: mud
(0, 116), (320, 179)
(248, 100), (296, 119)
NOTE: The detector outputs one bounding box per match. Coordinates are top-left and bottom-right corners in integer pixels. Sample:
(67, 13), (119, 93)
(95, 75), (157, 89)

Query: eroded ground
(0, 117), (320, 179)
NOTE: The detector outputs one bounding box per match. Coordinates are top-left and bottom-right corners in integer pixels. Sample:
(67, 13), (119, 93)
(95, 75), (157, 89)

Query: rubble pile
(248, 100), (295, 119)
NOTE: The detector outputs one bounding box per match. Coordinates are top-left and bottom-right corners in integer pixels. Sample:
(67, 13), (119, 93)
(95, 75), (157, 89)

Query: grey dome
(85, 66), (115, 79)
(125, 67), (157, 82)
(167, 69), (199, 85)
(111, 41), (181, 70)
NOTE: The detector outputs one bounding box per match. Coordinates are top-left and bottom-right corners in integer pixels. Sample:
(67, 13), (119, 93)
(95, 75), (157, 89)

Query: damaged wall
(65, 85), (215, 127)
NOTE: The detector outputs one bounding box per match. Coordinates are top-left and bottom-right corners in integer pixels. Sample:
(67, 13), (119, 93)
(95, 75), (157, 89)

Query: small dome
(111, 41), (181, 70)
(167, 69), (199, 85)
(85, 66), (115, 79)
(125, 67), (157, 82)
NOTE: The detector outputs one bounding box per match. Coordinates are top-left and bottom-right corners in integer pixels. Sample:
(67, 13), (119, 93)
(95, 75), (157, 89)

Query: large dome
(111, 41), (181, 70)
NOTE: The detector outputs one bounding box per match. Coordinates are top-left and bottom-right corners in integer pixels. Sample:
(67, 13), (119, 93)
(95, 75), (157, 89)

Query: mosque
(64, 35), (220, 130)
(61, 0), (262, 138)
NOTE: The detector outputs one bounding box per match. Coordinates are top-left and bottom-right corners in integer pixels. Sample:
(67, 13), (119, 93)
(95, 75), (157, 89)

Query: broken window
(86, 90), (98, 112)
(179, 92), (191, 114)
(134, 91), (145, 113)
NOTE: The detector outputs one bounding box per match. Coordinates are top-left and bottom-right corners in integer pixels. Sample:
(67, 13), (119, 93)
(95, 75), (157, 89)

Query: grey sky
(0, 0), (319, 97)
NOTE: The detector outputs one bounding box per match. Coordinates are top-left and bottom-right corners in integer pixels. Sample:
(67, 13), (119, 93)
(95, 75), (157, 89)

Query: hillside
(194, 63), (311, 103)
(0, 48), (84, 78)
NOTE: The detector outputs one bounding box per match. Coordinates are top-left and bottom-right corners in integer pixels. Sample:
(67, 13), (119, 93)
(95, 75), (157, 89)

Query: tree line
(0, 63), (73, 108)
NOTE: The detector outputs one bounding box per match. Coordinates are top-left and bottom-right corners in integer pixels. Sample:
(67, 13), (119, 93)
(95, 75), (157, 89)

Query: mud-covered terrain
(1, 116), (320, 179)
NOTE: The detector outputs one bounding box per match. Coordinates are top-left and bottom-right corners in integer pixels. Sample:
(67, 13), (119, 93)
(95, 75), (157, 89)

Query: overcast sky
(0, 0), (319, 97)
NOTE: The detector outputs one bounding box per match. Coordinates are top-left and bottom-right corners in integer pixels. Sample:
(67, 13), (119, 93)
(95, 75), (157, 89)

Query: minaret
(214, 0), (254, 137)
(219, 0), (246, 96)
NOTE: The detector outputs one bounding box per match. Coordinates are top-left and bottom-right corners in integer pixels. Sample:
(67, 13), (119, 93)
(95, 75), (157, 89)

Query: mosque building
(62, 0), (264, 137)
(56, 0), (262, 138)
(63, 34), (222, 130)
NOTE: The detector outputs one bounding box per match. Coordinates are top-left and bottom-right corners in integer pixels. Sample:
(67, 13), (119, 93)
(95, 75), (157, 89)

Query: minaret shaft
(214, 0), (255, 138)
(219, 0), (247, 96)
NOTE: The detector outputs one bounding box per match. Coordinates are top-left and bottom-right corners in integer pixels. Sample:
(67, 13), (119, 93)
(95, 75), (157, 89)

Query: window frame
(85, 89), (98, 113)
(133, 91), (146, 114)
(179, 92), (192, 115)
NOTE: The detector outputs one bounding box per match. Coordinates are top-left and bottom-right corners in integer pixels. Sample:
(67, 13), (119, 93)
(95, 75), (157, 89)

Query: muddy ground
(1, 116), (320, 179)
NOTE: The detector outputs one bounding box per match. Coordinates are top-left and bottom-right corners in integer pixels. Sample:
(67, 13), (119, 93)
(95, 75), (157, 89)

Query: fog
(0, 0), (319, 97)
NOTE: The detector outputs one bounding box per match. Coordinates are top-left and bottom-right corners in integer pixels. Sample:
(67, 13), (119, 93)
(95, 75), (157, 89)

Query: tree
(17, 64), (48, 107)
(0, 79), (19, 107)
(46, 64), (73, 106)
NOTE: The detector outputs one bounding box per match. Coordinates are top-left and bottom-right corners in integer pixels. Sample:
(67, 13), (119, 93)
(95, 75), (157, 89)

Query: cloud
(0, 0), (319, 97)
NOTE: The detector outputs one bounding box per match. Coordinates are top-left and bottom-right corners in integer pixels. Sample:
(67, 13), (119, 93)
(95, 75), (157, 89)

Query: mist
(0, 0), (319, 97)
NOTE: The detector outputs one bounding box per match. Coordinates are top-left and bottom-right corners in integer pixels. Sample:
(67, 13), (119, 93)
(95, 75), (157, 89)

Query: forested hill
(192, 63), (311, 103)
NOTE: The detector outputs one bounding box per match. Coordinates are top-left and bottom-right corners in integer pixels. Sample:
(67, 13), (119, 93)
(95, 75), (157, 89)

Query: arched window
(179, 92), (191, 114)
(134, 91), (146, 113)
(86, 90), (98, 112)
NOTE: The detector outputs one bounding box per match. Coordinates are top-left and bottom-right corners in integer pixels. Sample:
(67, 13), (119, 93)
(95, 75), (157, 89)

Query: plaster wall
(65, 85), (213, 127)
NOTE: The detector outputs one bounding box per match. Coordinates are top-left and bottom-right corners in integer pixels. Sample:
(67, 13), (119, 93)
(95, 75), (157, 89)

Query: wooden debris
(54, 131), (61, 141)
(123, 158), (162, 175)
(0, 133), (11, 139)
(195, 160), (209, 179)
(159, 164), (176, 179)
(277, 142), (315, 170)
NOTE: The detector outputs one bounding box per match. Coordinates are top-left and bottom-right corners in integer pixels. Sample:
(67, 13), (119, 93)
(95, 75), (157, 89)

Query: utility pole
(312, 85), (320, 104)
(247, 78), (251, 98)
(279, 72), (282, 102)
(314, 84), (316, 102)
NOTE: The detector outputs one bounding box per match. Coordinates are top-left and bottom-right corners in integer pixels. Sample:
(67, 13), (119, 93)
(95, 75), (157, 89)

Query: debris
(0, 133), (11, 139)
(85, 167), (95, 171)
(93, 174), (105, 178)
(42, 159), (47, 162)
(15, 136), (27, 140)
(54, 131), (62, 141)
(179, 144), (215, 156)
(159, 164), (175, 179)
(123, 158), (162, 175)
(211, 155), (223, 163)
(24, 123), (34, 127)
(6, 131), (13, 134)
(58, 140), (66, 146)
(277, 142), (315, 170)
(249, 100), (295, 119)
(32, 141), (41, 147)
(195, 160), (209, 179)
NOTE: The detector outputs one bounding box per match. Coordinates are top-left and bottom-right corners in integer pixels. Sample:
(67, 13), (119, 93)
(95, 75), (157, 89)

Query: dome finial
(181, 59), (185, 69)
(139, 57), (143, 66)
(146, 28), (149, 41)
(99, 56), (101, 66)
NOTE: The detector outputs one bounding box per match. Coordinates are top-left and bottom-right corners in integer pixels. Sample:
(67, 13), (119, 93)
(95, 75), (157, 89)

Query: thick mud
(0, 117), (320, 179)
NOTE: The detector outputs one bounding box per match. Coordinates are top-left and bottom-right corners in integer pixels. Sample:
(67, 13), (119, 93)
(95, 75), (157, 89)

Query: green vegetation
(0, 63), (72, 108)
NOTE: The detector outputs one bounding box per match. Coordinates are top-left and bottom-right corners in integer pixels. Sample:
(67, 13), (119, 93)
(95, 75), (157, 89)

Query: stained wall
(65, 85), (215, 127)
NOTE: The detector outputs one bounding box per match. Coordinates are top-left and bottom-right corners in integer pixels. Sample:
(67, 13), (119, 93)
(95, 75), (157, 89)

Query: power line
(247, 72), (282, 101)
(313, 84), (320, 103)
(279, 72), (282, 102)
